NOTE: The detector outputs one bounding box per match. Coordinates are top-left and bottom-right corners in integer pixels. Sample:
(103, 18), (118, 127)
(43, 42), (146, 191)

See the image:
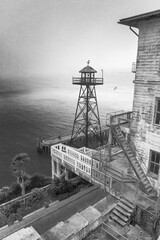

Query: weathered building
(119, 10), (160, 189)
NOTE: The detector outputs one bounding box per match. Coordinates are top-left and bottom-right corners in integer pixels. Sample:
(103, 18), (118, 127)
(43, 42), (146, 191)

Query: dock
(37, 127), (109, 154)
(37, 111), (132, 154)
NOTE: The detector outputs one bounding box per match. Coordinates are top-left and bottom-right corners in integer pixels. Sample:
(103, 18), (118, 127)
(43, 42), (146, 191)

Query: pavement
(0, 185), (106, 239)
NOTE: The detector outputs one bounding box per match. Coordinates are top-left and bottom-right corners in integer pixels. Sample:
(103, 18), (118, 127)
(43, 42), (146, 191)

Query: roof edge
(118, 9), (160, 28)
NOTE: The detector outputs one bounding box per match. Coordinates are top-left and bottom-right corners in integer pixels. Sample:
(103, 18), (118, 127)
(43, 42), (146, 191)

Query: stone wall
(134, 205), (160, 239)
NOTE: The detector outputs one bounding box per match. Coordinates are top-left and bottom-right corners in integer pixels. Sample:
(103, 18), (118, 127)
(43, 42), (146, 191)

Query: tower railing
(72, 77), (103, 85)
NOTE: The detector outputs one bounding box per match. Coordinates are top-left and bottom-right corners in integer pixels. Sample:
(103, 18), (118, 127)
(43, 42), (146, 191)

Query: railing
(129, 143), (155, 188)
(51, 143), (158, 213)
(51, 143), (92, 176)
(51, 143), (113, 190)
(91, 168), (112, 188)
(112, 175), (158, 214)
(135, 189), (157, 214)
(106, 110), (125, 124)
(106, 165), (137, 183)
(72, 77), (103, 85)
(132, 62), (136, 73)
(106, 111), (132, 126)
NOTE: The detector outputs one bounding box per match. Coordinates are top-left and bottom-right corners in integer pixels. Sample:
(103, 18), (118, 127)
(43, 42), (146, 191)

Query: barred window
(149, 150), (160, 178)
(154, 98), (160, 125)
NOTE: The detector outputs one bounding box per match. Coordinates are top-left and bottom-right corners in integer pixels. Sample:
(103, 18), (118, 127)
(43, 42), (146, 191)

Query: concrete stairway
(110, 125), (153, 194)
(110, 196), (135, 227)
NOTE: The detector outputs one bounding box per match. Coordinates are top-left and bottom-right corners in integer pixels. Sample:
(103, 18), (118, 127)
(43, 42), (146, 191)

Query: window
(149, 150), (160, 178)
(154, 98), (160, 125)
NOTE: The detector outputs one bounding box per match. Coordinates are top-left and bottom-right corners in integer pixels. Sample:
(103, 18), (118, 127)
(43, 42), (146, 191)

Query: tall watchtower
(71, 61), (103, 147)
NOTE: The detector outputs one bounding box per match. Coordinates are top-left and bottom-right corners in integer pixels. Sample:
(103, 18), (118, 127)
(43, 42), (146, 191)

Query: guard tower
(71, 61), (103, 147)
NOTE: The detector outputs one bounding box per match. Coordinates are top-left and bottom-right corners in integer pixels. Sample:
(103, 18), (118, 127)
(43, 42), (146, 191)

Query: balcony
(72, 77), (103, 85)
(106, 110), (133, 126)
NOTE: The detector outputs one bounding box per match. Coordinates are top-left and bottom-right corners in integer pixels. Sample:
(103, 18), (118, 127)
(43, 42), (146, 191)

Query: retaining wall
(41, 206), (102, 240)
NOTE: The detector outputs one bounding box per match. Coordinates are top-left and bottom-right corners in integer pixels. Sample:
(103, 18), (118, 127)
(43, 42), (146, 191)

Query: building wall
(131, 18), (160, 185)
(136, 18), (160, 82)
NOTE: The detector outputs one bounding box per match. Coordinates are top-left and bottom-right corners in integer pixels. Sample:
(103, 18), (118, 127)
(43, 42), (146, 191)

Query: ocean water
(0, 73), (134, 188)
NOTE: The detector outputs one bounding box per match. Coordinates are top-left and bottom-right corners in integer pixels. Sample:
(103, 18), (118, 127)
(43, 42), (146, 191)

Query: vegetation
(0, 182), (21, 205)
(0, 173), (51, 205)
(0, 153), (92, 227)
(25, 173), (51, 193)
(11, 153), (30, 196)
(0, 175), (91, 227)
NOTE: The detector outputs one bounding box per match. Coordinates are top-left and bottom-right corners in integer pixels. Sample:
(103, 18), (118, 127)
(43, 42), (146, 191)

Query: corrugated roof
(79, 65), (97, 73)
(118, 9), (160, 28)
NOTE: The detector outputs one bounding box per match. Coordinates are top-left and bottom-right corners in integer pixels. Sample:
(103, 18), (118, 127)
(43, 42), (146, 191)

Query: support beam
(57, 162), (61, 178)
(108, 115), (113, 162)
(65, 168), (69, 181)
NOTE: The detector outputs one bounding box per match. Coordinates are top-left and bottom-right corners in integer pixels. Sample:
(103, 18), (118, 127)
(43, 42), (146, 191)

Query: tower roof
(79, 65), (97, 73)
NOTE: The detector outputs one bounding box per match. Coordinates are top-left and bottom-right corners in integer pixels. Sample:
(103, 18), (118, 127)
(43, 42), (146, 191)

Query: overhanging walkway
(51, 143), (137, 196)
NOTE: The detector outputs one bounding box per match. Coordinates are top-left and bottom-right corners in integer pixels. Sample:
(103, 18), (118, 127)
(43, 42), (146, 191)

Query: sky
(1, 0), (160, 80)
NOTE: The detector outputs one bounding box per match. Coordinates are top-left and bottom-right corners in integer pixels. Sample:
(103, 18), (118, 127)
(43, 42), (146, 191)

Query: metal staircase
(110, 125), (153, 194)
(110, 196), (135, 227)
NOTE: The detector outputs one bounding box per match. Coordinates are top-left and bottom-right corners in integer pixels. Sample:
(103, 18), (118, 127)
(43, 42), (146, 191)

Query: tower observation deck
(71, 61), (103, 147)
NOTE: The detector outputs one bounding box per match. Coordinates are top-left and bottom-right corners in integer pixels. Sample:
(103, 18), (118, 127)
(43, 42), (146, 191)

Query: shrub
(0, 211), (7, 226)
(28, 188), (44, 206)
(49, 177), (77, 197)
(0, 187), (10, 204)
(9, 182), (22, 198)
(5, 201), (22, 218)
(0, 186), (10, 194)
(53, 177), (60, 186)
(65, 181), (75, 193)
(25, 173), (51, 193)
(7, 213), (16, 226)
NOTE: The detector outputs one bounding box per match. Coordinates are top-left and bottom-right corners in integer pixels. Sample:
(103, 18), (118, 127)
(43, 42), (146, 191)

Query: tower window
(149, 150), (160, 179)
(154, 98), (160, 125)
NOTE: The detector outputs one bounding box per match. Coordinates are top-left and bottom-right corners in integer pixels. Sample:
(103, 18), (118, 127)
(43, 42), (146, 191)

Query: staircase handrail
(110, 125), (142, 180)
(112, 124), (155, 187)
(129, 143), (155, 187)
(110, 124), (154, 193)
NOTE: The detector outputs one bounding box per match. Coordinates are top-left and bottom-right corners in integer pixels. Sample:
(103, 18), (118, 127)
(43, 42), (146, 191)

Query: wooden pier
(37, 135), (72, 154)
(37, 111), (132, 155)
(37, 127), (109, 154)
